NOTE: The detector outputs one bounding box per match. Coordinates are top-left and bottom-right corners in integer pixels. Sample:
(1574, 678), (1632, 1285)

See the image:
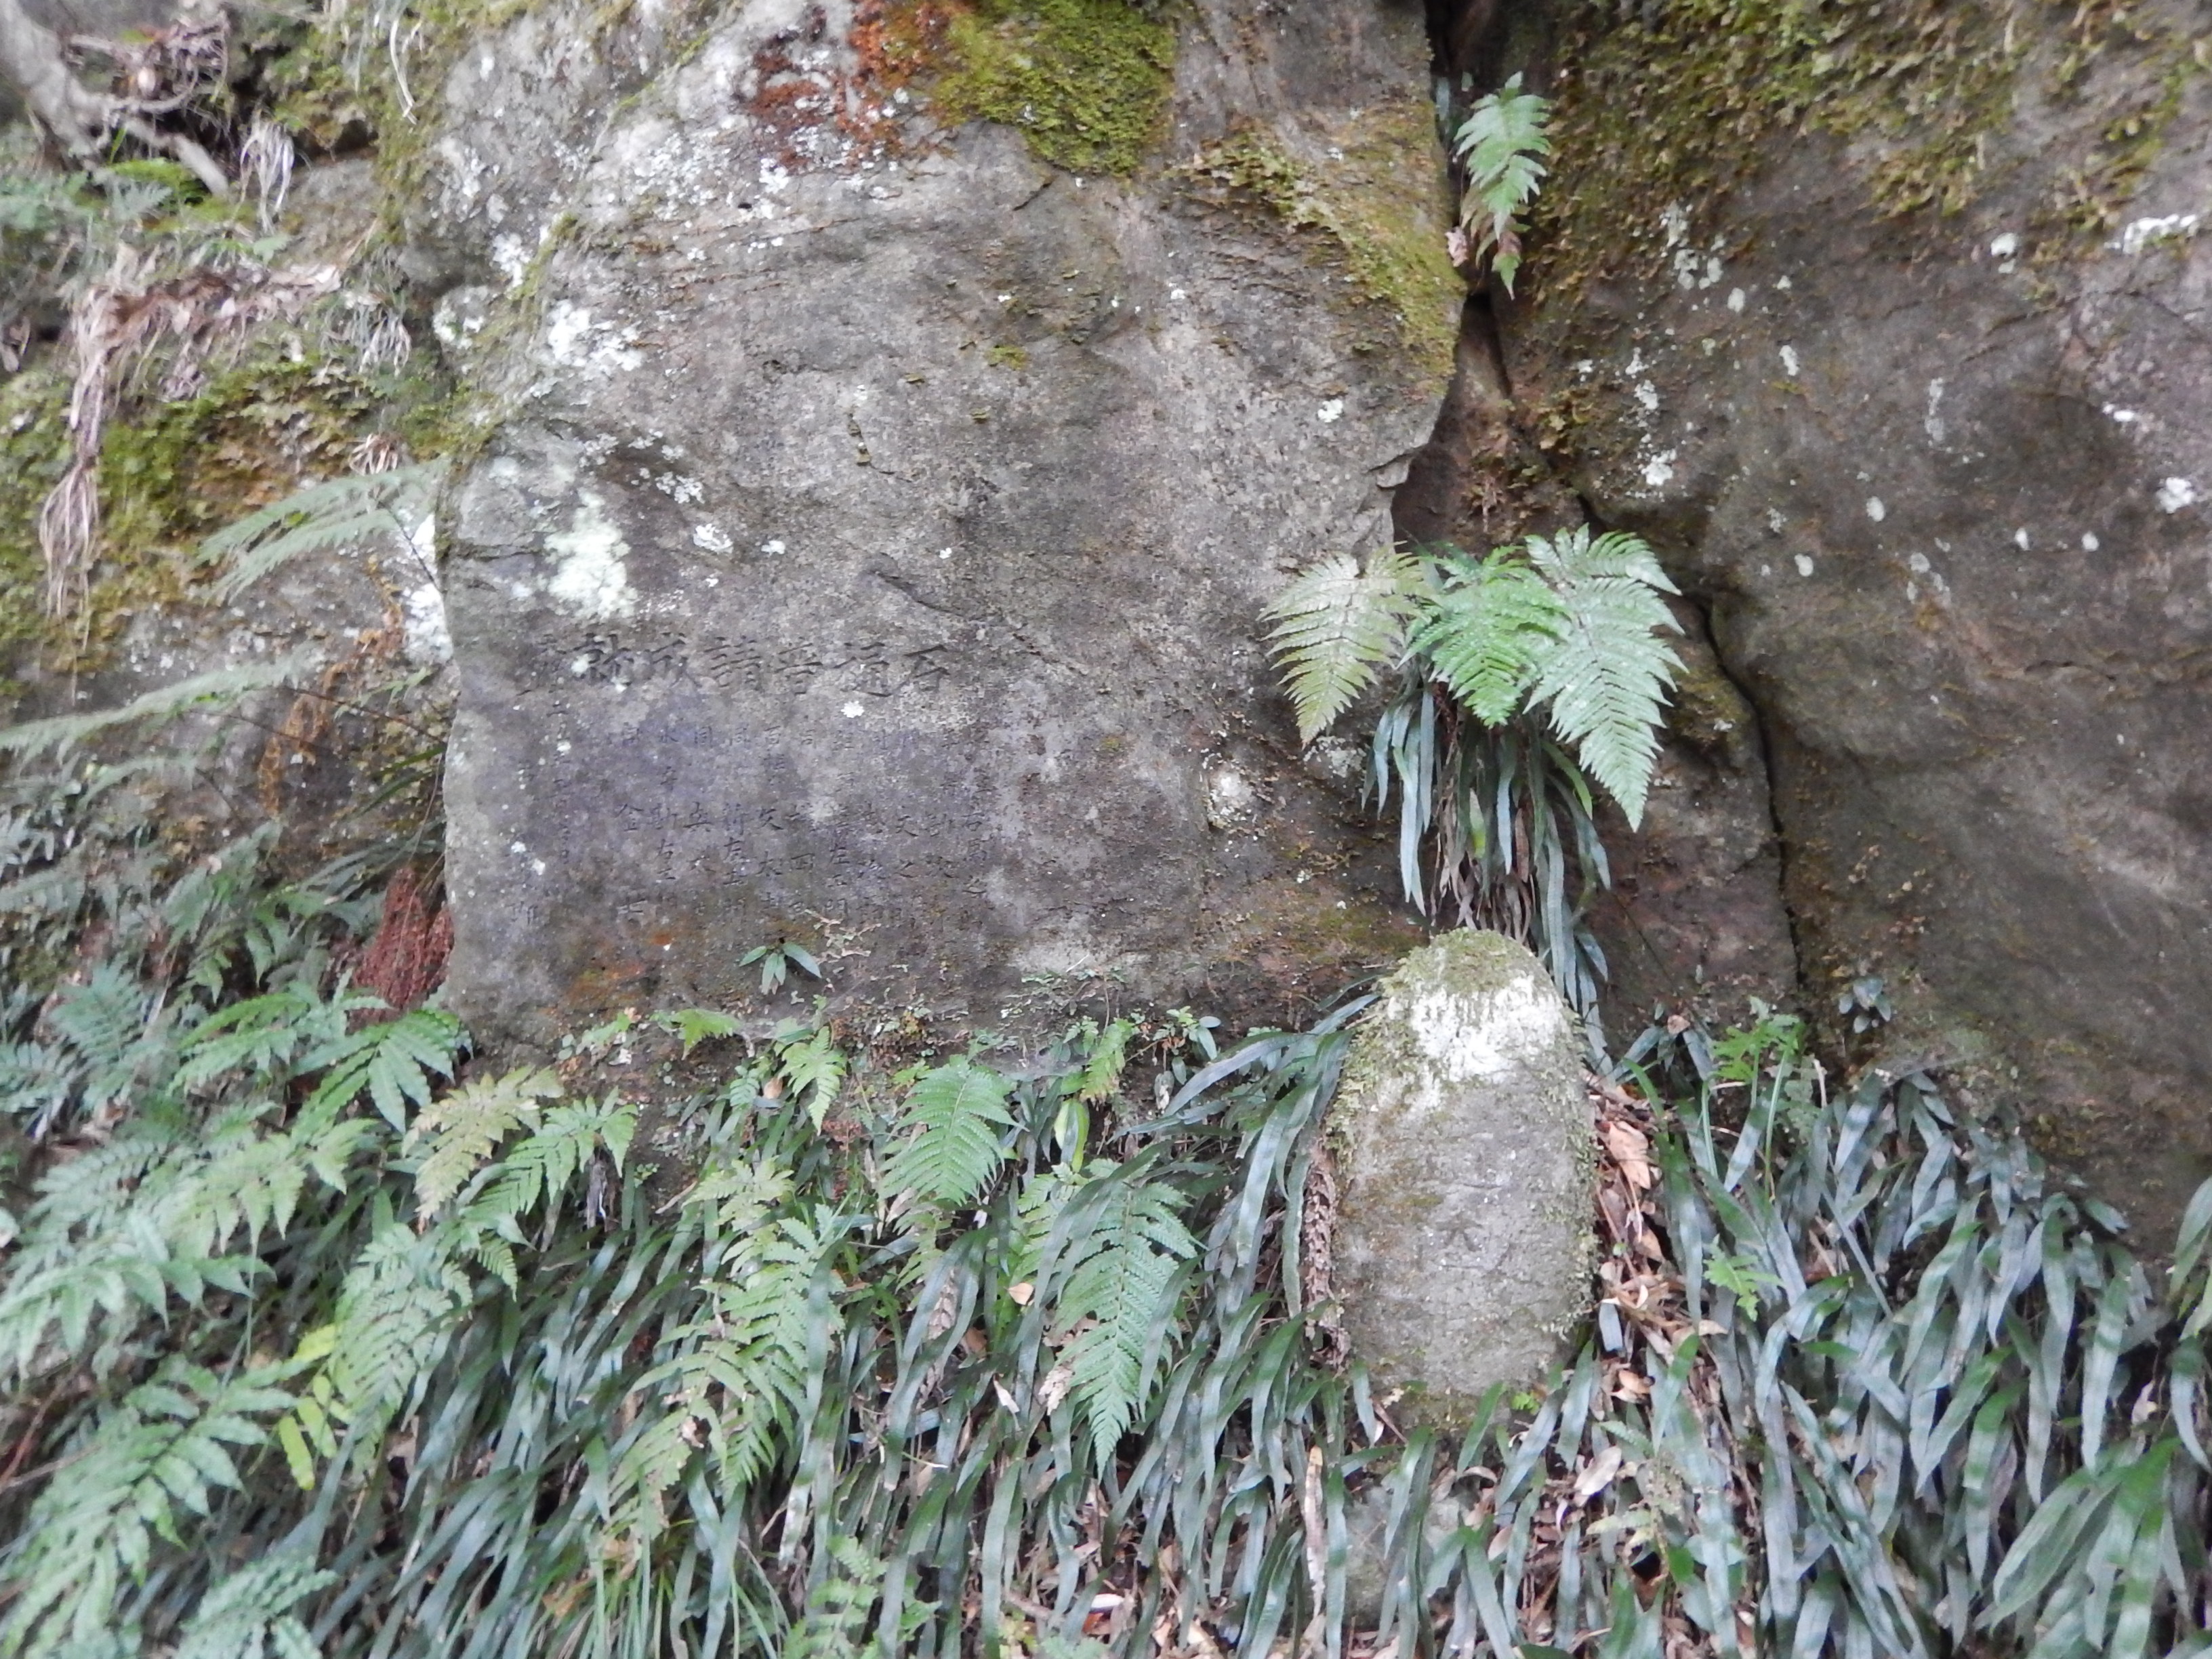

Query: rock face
(428, 0), (1458, 1042)
(1328, 930), (1593, 1423)
(1404, 0), (2212, 1236)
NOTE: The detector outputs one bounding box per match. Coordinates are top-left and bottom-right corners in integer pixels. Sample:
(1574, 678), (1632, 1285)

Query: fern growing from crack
(1265, 529), (1679, 1017)
(1451, 73), (1552, 293)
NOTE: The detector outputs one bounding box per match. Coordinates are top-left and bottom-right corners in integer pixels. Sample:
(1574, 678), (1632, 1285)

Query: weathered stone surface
(1473, 0), (2212, 1236)
(1328, 930), (1593, 1423)
(431, 0), (1457, 1041)
(1389, 322), (1799, 1040)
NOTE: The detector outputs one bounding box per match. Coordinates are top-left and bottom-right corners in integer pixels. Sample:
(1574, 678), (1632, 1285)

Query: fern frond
(1453, 73), (1552, 293)
(172, 1553), (334, 1659)
(300, 1006), (466, 1131)
(176, 985), (348, 1093)
(1407, 551), (1564, 725)
(1519, 527), (1683, 826)
(630, 1210), (847, 1509)
(405, 1065), (562, 1218)
(1071, 1018), (1135, 1106)
(0, 1364), (294, 1654)
(1263, 548), (1424, 744)
(1052, 1176), (1197, 1465)
(884, 1059), (1013, 1208)
(323, 1214), (473, 1420)
(45, 966), (150, 1073)
(655, 1006), (741, 1057)
(785, 1538), (890, 1659)
(0, 659), (310, 761)
(777, 1026), (846, 1129)
(200, 462), (444, 602)
(472, 1096), (637, 1224)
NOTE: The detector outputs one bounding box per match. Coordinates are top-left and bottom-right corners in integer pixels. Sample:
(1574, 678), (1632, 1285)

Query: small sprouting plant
(740, 939), (823, 996)
(1450, 73), (1553, 293)
(1837, 972), (1895, 1033)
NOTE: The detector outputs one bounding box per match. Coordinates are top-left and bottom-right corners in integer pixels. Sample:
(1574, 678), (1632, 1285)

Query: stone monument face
(435, 0), (1457, 1041)
(1329, 930), (1595, 1422)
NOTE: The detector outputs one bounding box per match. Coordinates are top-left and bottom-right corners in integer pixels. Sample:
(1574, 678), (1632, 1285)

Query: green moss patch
(0, 369), (73, 668)
(1530, 0), (2021, 300)
(930, 0), (1176, 176)
(1183, 100), (1464, 384)
(1530, 0), (2207, 304)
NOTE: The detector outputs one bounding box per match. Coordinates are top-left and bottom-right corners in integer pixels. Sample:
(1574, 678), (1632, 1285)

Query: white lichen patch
(1403, 973), (1570, 1086)
(544, 491), (637, 619)
(2156, 477), (2200, 514)
(2114, 213), (2201, 256)
(1204, 763), (1258, 830)
(1641, 451), (1677, 489)
(544, 302), (644, 377)
(692, 523), (734, 554)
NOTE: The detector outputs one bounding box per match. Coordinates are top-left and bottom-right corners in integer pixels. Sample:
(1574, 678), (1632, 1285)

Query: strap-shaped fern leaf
(1263, 548), (1424, 744)
(1454, 74), (1552, 293)
(884, 1059), (1013, 1208)
(1408, 551), (1565, 725)
(1522, 528), (1682, 827)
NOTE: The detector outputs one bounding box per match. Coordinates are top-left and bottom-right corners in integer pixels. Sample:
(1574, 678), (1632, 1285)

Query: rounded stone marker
(1328, 930), (1595, 1426)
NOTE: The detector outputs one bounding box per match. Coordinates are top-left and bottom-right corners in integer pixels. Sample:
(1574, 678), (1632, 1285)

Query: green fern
(1521, 527), (1683, 826)
(405, 1065), (562, 1218)
(1052, 1173), (1197, 1466)
(1408, 550), (1565, 724)
(785, 1537), (890, 1659)
(1262, 548), (1425, 744)
(300, 1005), (467, 1130)
(1453, 73), (1552, 293)
(655, 1006), (742, 1057)
(884, 1059), (1014, 1208)
(200, 462), (445, 602)
(0, 660), (312, 762)
(777, 1023), (846, 1128)
(171, 1553), (334, 1659)
(0, 1363), (296, 1657)
(323, 1207), (474, 1420)
(623, 1205), (847, 1516)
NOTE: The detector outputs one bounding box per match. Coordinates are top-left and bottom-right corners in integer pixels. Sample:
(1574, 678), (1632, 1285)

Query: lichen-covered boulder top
(1328, 930), (1595, 1425)
(416, 0), (1460, 1042)
(1497, 0), (2212, 1235)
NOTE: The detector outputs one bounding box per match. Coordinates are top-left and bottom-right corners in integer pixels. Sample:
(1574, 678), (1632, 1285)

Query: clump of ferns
(1266, 529), (1681, 1024)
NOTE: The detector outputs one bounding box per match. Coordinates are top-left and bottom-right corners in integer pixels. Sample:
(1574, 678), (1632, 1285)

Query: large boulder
(1414, 0), (2212, 1237)
(1328, 929), (1595, 1424)
(428, 0), (1460, 1042)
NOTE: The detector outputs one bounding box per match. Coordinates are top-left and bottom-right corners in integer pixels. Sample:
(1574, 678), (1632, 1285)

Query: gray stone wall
(430, 0), (1459, 1042)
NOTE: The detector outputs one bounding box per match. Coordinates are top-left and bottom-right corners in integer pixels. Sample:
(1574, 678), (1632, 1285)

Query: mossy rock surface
(1327, 930), (1595, 1428)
